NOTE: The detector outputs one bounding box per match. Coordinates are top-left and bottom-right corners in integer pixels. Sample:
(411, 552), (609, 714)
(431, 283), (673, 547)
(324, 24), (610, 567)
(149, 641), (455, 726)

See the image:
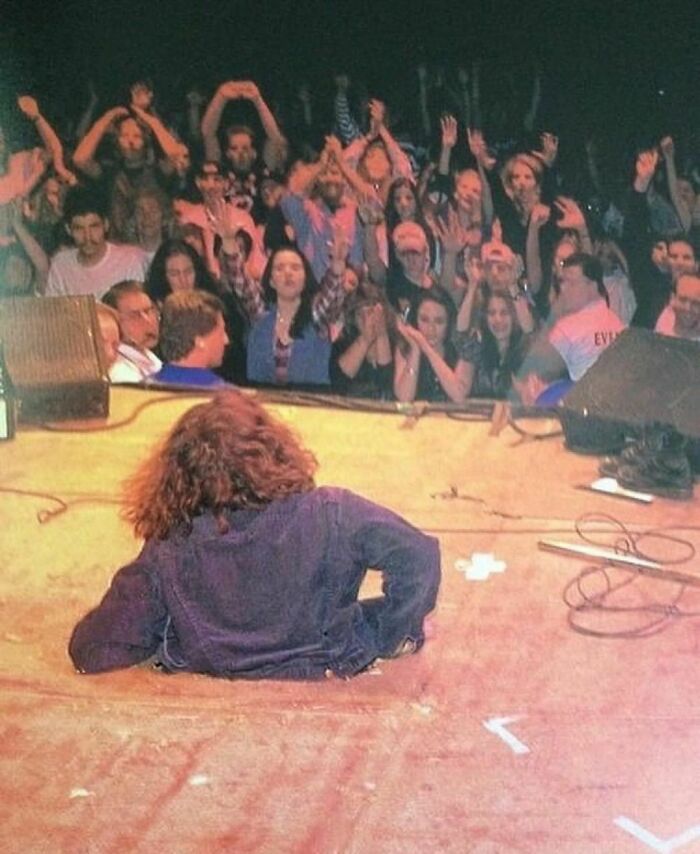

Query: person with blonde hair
(69, 391), (440, 679)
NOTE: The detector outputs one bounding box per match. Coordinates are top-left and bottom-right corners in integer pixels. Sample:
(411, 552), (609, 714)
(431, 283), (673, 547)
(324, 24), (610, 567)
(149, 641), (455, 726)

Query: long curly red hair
(123, 391), (317, 540)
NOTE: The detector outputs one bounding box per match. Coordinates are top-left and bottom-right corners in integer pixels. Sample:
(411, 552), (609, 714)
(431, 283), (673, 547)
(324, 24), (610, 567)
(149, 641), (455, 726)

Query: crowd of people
(1, 66), (698, 405)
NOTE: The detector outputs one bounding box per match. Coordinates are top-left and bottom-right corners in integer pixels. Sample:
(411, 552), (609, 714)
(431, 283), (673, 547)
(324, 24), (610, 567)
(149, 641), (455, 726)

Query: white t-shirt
(549, 298), (625, 381)
(604, 270), (637, 326)
(655, 305), (700, 341)
(109, 343), (162, 383)
(46, 242), (149, 299)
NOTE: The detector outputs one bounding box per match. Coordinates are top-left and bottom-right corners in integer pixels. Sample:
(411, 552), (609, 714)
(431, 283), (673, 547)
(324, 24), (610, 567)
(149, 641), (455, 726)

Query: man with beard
(201, 80), (287, 223)
(46, 187), (148, 298)
(280, 136), (364, 281)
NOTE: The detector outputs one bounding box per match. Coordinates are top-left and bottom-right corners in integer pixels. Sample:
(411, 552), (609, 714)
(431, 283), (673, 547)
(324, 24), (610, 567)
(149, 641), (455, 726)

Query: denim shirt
(246, 309), (332, 386)
(69, 488), (441, 680)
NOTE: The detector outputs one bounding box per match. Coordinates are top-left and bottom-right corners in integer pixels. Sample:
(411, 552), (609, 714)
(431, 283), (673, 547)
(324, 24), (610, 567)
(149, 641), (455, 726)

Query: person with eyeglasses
(102, 280), (162, 383)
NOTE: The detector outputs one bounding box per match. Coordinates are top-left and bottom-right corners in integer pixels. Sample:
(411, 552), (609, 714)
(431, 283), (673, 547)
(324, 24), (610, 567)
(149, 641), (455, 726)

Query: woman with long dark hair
(69, 391), (440, 680)
(215, 202), (349, 387)
(146, 238), (248, 384)
(394, 286), (470, 403)
(461, 291), (531, 399)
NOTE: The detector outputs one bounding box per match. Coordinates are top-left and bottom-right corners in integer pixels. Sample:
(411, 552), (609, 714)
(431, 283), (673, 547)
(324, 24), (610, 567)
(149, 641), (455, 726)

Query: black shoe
(616, 454), (694, 500)
(599, 455), (620, 478)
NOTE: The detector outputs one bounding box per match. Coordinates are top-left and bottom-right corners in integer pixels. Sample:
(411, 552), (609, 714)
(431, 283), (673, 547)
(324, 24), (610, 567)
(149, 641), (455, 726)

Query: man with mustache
(46, 187), (149, 299)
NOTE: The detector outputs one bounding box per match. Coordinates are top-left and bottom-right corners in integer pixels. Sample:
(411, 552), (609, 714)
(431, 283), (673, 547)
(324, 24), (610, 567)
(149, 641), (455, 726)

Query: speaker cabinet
(0, 296), (109, 422)
(558, 328), (700, 452)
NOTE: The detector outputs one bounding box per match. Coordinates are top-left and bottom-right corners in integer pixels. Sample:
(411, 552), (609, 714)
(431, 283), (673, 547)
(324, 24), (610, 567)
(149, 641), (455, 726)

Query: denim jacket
(69, 488), (441, 680)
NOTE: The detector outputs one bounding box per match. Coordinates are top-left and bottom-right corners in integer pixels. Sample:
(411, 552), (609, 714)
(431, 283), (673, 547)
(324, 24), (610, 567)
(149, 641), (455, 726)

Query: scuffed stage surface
(1, 387), (699, 854)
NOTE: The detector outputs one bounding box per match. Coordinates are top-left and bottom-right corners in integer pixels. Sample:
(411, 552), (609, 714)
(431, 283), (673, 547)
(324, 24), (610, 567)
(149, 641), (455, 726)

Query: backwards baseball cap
(393, 222), (428, 254)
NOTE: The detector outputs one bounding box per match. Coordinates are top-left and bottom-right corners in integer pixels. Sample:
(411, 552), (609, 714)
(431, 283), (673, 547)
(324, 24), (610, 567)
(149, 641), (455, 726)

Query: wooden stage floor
(1, 387), (699, 854)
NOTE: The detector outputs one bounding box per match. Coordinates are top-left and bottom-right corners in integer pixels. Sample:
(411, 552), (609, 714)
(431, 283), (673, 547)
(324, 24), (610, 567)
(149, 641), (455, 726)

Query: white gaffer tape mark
(69, 788), (94, 799)
(483, 715), (530, 754)
(455, 553), (507, 581)
(614, 816), (700, 853)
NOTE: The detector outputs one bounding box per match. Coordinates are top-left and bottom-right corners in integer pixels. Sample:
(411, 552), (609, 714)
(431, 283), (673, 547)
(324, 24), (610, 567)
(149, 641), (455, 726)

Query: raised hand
(553, 197), (586, 231)
(17, 95), (40, 121)
(334, 73), (351, 92)
(359, 303), (385, 343)
(219, 81), (242, 100)
(491, 217), (503, 244)
(659, 135), (675, 160)
(208, 198), (243, 246)
(324, 134), (344, 163)
(435, 207), (469, 254)
(357, 199), (384, 226)
(186, 89), (205, 107)
(239, 81), (261, 101)
(440, 114), (458, 149)
(396, 318), (423, 350)
(530, 203), (551, 229)
(104, 106), (130, 124)
(369, 99), (386, 133)
(635, 149), (659, 191)
(130, 83), (153, 111)
(467, 128), (496, 170)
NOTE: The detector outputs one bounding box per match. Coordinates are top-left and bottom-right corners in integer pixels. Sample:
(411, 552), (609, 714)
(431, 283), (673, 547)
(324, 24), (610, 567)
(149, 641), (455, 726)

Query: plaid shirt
(219, 249), (347, 335)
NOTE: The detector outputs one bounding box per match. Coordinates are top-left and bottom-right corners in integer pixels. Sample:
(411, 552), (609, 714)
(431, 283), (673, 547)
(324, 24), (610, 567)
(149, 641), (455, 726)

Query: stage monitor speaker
(558, 328), (700, 453)
(0, 295), (109, 422)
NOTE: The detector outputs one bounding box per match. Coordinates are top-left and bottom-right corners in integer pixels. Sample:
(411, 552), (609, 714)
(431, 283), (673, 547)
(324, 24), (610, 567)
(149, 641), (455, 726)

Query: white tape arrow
(615, 816), (700, 853)
(483, 715), (530, 754)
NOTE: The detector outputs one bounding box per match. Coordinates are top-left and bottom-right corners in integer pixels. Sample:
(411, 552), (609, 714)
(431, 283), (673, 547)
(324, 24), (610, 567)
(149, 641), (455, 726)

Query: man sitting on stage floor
(69, 391), (440, 679)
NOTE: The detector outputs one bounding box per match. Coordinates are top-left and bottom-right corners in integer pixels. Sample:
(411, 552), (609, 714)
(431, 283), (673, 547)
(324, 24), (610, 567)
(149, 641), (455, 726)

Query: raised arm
(200, 81), (232, 162)
(131, 104), (188, 165)
(455, 262), (482, 333)
(17, 96), (76, 186)
(312, 219), (350, 329)
(394, 323), (422, 402)
(325, 135), (375, 202)
(185, 88), (206, 146)
(660, 136), (691, 233)
(358, 202), (388, 286)
(467, 128), (495, 227)
(9, 200), (49, 293)
(333, 74), (363, 144)
(523, 63), (543, 133)
(239, 81), (288, 172)
(73, 106), (130, 179)
(525, 203), (550, 293)
(438, 115), (457, 176)
(211, 199), (265, 323)
(553, 196), (593, 253)
(372, 100), (414, 181)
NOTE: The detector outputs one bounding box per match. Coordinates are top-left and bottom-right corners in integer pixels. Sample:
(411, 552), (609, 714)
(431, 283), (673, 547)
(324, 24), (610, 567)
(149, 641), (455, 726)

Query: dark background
(1, 0), (698, 149)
